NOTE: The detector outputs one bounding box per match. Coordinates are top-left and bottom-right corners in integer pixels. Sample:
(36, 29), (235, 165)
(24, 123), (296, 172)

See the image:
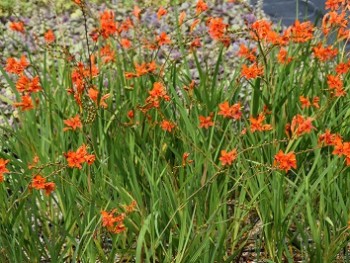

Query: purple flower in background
(242, 14), (256, 25)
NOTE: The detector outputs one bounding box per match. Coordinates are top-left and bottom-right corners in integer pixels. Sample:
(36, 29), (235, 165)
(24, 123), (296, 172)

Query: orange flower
(30, 175), (56, 195)
(5, 55), (29, 75)
(284, 20), (314, 43)
(218, 101), (242, 120)
(28, 155), (40, 170)
(299, 96), (320, 109)
(274, 150), (297, 172)
(9, 21), (25, 33)
(190, 38), (202, 49)
(250, 113), (272, 132)
(219, 149), (238, 166)
(299, 96), (311, 108)
(325, 0), (345, 10)
(241, 63), (264, 79)
(277, 48), (293, 64)
(160, 120), (176, 132)
(190, 19), (200, 32)
(237, 44), (256, 62)
(31, 175), (46, 190)
(196, 0), (208, 15)
(64, 114), (82, 131)
(0, 159), (9, 183)
(121, 38), (132, 49)
(250, 20), (272, 40)
(88, 88), (110, 108)
(313, 43), (338, 62)
(64, 144), (95, 169)
(290, 114), (314, 137)
(13, 95), (34, 111)
(133, 5), (142, 20)
(84, 154), (96, 165)
(179, 11), (186, 26)
(182, 152), (193, 167)
(123, 200), (137, 213)
(16, 75), (42, 93)
(199, 114), (214, 129)
(44, 29), (55, 44)
(127, 110), (134, 119)
(332, 141), (350, 166)
(101, 210), (126, 234)
(100, 10), (117, 39)
(43, 182), (56, 195)
(99, 44), (116, 63)
(207, 17), (227, 40)
(157, 7), (167, 20)
(312, 97), (320, 108)
(156, 32), (171, 46)
(327, 74), (346, 97)
(335, 62), (349, 75)
(148, 82), (169, 100)
(318, 129), (336, 146)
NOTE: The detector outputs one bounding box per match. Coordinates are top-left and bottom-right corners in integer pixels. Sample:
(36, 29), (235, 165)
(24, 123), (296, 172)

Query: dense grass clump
(0, 0), (350, 262)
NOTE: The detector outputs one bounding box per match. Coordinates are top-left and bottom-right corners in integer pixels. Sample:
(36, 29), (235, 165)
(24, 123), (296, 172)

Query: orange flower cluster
(237, 44), (257, 62)
(318, 130), (350, 166)
(133, 5), (142, 20)
(44, 29), (55, 44)
(30, 175), (55, 195)
(290, 114), (314, 137)
(322, 0), (349, 37)
(9, 21), (25, 33)
(88, 87), (110, 108)
(120, 38), (132, 49)
(101, 201), (137, 234)
(250, 20), (273, 41)
(274, 150), (297, 172)
(299, 96), (320, 109)
(157, 7), (167, 20)
(313, 43), (338, 62)
(178, 11), (186, 26)
(99, 44), (116, 63)
(16, 75), (42, 93)
(327, 74), (346, 97)
(250, 113), (272, 133)
(207, 17), (228, 42)
(335, 61), (350, 75)
(199, 113), (215, 129)
(219, 149), (238, 166)
(241, 63), (264, 79)
(249, 19), (314, 45)
(277, 48), (293, 64)
(182, 152), (193, 167)
(284, 20), (314, 43)
(101, 210), (126, 234)
(160, 120), (176, 132)
(68, 58), (99, 107)
(63, 115), (83, 131)
(156, 32), (171, 46)
(0, 159), (9, 183)
(124, 61), (157, 79)
(218, 101), (242, 120)
(196, 0), (208, 15)
(142, 82), (170, 111)
(325, 0), (347, 10)
(64, 144), (95, 169)
(100, 10), (117, 39)
(5, 55), (29, 75)
(6, 54), (42, 111)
